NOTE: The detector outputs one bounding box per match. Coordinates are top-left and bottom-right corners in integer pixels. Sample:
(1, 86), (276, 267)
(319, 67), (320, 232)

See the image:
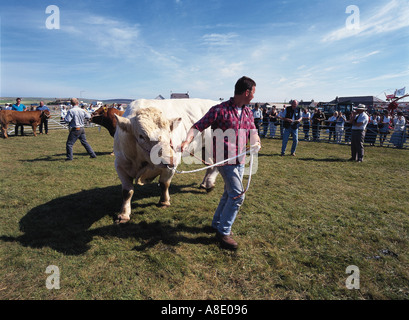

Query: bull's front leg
(115, 167), (134, 224)
(158, 170), (173, 208)
(115, 188), (134, 224)
(159, 180), (171, 208)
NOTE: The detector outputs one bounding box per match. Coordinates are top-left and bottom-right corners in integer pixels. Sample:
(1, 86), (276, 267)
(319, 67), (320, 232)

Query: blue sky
(1, 0), (408, 102)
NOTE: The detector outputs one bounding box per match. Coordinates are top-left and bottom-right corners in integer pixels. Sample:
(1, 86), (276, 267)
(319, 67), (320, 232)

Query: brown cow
(91, 106), (125, 137)
(0, 110), (51, 139)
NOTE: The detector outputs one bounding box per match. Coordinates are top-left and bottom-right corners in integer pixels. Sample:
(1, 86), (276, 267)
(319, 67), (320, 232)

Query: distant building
(155, 95), (165, 100)
(171, 92), (189, 99)
(329, 96), (386, 111)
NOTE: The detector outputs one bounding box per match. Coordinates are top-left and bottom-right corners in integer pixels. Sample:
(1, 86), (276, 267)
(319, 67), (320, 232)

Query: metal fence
(258, 121), (409, 149)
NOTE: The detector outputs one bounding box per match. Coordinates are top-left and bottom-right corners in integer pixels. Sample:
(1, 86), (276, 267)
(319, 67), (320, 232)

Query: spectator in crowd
(268, 105), (279, 139)
(36, 101), (50, 135)
(379, 110), (391, 147)
(365, 112), (379, 146)
(64, 98), (97, 161)
(278, 107), (286, 138)
(390, 111), (406, 148)
(301, 108), (311, 140)
(60, 106), (68, 122)
(349, 104), (369, 163)
(335, 111), (347, 144)
(261, 107), (269, 138)
(11, 98), (27, 136)
(311, 108), (326, 141)
(252, 103), (262, 135)
(327, 111), (337, 142)
(281, 100), (301, 156)
(344, 113), (353, 144)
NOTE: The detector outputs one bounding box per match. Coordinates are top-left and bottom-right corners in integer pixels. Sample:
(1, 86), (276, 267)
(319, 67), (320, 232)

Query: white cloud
(202, 33), (238, 46)
(322, 0), (409, 42)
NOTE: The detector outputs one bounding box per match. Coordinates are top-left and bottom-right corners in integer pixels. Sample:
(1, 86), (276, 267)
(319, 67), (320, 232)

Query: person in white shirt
(278, 107), (287, 138)
(379, 110), (391, 147)
(301, 108), (311, 140)
(389, 111), (406, 148)
(252, 104), (262, 135)
(335, 112), (347, 144)
(327, 112), (337, 142)
(349, 104), (369, 162)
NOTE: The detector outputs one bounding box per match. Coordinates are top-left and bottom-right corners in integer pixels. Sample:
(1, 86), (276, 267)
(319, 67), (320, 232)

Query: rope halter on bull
(167, 143), (261, 200)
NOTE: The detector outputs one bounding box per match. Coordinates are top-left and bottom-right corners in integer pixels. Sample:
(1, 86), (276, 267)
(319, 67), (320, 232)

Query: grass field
(0, 127), (408, 300)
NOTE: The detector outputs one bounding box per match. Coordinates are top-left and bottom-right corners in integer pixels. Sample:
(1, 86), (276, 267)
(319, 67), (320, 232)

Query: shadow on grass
(0, 183), (214, 256)
(297, 157), (348, 162)
(19, 152), (113, 162)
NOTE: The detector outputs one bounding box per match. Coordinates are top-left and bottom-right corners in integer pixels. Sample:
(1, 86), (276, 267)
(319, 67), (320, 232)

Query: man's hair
(71, 98), (79, 105)
(234, 76), (256, 95)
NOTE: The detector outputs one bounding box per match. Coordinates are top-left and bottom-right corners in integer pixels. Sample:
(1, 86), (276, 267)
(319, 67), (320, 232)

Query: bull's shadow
(0, 183), (214, 256)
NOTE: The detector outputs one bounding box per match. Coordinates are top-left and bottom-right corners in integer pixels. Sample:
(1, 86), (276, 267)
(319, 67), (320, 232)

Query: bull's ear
(170, 117), (182, 132)
(115, 114), (132, 133)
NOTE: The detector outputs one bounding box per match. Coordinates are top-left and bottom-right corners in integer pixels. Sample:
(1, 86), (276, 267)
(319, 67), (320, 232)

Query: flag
(395, 87), (406, 96)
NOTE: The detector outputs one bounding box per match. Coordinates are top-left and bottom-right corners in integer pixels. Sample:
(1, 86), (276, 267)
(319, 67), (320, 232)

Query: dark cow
(91, 106), (125, 137)
(0, 110), (51, 139)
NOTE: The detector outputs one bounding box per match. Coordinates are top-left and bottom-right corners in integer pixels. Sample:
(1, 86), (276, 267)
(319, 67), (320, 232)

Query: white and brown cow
(113, 98), (219, 224)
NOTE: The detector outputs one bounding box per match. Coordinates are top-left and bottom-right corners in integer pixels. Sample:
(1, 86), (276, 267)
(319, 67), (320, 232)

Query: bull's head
(90, 106), (107, 124)
(115, 107), (182, 168)
(41, 110), (51, 119)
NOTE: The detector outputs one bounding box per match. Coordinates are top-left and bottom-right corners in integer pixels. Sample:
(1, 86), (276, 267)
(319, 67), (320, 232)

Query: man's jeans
(66, 128), (96, 160)
(212, 164), (245, 236)
(281, 127), (299, 155)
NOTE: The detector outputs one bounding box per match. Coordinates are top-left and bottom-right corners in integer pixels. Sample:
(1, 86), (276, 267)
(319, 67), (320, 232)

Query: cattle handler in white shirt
(349, 104), (369, 163)
(64, 98), (97, 161)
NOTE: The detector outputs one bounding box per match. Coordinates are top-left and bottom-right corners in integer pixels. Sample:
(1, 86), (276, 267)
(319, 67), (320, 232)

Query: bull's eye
(139, 134), (145, 140)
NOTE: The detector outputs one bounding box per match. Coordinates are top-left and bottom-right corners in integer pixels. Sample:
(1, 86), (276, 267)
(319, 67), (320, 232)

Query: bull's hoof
(200, 185), (215, 193)
(114, 215), (130, 224)
(158, 202), (171, 208)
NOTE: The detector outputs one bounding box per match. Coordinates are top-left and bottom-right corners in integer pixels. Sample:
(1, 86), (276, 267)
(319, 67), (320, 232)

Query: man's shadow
(0, 184), (215, 256)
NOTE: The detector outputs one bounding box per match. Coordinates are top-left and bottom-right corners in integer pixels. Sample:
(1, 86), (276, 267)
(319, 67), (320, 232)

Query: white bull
(113, 98), (220, 224)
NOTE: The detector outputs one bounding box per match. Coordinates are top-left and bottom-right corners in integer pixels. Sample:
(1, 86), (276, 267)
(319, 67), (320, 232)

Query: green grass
(0, 128), (408, 300)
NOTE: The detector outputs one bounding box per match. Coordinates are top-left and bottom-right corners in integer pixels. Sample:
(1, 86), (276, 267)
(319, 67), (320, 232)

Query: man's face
(291, 101), (298, 109)
(246, 86), (256, 104)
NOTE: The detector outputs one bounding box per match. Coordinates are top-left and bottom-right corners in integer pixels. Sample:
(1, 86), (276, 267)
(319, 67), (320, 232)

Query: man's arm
(180, 126), (197, 153)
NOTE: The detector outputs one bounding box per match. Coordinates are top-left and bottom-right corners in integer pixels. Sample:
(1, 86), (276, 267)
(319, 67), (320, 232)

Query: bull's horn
(115, 114), (132, 133)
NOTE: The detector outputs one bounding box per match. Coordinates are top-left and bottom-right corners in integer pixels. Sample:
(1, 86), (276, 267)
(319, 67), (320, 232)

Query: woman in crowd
(335, 111), (347, 144)
(379, 110), (391, 147)
(389, 111), (406, 148)
(268, 106), (279, 138)
(302, 108), (311, 141)
(261, 107), (270, 138)
(365, 112), (380, 146)
(327, 111), (337, 142)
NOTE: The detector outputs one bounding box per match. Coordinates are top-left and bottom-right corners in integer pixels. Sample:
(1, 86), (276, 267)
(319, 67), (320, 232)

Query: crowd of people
(252, 102), (408, 150)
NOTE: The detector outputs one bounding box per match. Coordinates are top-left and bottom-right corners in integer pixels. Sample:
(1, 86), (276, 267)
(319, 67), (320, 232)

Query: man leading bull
(180, 76), (261, 250)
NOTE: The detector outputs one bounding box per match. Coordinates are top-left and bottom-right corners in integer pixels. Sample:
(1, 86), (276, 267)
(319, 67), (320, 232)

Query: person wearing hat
(349, 104), (369, 162)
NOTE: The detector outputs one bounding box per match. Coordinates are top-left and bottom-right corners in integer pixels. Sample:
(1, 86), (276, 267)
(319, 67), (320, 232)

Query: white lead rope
(168, 144), (260, 199)
(168, 150), (249, 174)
